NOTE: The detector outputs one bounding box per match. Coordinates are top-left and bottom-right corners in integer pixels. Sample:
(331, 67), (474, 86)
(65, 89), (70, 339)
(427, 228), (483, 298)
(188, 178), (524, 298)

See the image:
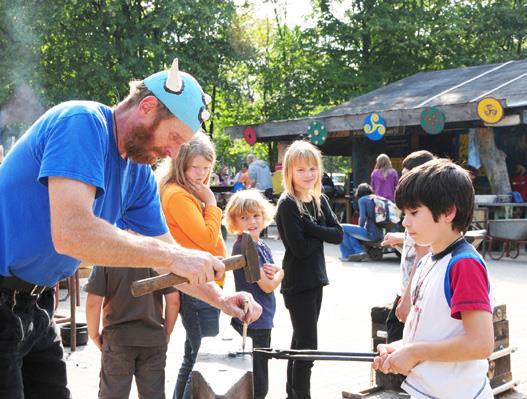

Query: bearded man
(0, 59), (261, 398)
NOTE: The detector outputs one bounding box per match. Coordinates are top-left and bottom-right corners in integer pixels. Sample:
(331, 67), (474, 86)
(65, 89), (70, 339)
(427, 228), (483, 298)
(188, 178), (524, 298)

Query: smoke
(0, 2), (44, 143)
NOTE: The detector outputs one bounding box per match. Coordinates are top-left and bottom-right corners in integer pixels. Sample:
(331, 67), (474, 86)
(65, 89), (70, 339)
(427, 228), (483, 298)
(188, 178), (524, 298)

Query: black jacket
(275, 195), (343, 295)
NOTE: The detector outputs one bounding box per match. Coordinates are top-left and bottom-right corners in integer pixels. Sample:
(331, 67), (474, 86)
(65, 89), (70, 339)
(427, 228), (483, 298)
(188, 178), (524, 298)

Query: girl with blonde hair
(158, 133), (226, 399)
(275, 140), (343, 399)
(370, 153), (398, 201)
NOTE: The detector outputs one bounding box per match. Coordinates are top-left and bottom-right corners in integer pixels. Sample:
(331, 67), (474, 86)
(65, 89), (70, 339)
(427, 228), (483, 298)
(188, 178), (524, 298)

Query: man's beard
(124, 118), (166, 164)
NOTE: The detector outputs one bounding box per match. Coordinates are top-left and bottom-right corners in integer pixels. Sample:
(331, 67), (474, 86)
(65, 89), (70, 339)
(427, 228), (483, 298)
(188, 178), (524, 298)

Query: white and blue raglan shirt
(402, 239), (493, 399)
(0, 101), (168, 286)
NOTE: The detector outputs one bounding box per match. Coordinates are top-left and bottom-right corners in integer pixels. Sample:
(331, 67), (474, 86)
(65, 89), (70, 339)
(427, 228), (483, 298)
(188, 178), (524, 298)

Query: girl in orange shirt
(158, 133), (226, 399)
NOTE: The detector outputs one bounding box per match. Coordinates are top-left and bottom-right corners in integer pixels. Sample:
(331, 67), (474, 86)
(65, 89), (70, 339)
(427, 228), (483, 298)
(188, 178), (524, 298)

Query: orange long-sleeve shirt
(161, 184), (226, 285)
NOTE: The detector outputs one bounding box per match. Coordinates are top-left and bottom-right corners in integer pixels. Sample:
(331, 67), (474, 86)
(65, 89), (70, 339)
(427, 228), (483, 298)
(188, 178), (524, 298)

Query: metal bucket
(60, 323), (88, 347)
(488, 219), (527, 241)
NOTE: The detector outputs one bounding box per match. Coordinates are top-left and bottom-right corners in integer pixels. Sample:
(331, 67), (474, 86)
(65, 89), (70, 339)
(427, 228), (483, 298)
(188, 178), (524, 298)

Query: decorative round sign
(244, 127), (257, 145)
(363, 113), (386, 141)
(307, 121), (327, 145)
(477, 97), (503, 124)
(420, 106), (445, 135)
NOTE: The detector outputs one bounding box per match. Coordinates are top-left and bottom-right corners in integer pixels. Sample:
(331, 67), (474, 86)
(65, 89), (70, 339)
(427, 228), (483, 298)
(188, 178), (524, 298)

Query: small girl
(275, 140), (343, 399)
(224, 189), (283, 399)
(157, 133), (226, 399)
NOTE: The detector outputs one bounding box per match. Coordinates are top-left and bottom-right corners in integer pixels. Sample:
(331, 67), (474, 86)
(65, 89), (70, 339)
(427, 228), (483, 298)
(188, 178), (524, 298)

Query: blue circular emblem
(363, 113), (386, 141)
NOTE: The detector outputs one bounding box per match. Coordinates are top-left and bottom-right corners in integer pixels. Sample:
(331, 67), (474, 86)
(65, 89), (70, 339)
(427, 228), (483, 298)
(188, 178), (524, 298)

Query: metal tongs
(253, 348), (378, 362)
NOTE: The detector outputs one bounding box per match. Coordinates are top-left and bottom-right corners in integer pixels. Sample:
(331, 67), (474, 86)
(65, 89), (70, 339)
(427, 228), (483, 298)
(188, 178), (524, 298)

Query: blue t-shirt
(232, 236), (276, 329)
(0, 101), (168, 286)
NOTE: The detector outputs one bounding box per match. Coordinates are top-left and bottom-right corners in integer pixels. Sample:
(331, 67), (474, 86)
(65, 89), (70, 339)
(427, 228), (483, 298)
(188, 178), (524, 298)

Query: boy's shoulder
(448, 240), (486, 268)
(419, 239), (486, 272)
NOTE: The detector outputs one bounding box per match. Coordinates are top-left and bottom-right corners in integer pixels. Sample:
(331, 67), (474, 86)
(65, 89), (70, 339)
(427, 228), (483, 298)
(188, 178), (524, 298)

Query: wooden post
(475, 127), (512, 194)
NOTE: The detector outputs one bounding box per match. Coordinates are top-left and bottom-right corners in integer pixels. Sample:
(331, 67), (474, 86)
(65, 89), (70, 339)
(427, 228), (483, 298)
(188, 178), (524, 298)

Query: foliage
(1, 0), (526, 168)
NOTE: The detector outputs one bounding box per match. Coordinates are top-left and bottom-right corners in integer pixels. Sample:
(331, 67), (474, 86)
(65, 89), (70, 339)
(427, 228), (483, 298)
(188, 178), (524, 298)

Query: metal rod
(255, 349), (377, 357)
(253, 348), (378, 362)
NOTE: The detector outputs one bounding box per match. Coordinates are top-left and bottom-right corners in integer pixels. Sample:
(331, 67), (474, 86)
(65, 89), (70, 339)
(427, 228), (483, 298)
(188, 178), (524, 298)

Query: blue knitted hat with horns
(143, 59), (211, 133)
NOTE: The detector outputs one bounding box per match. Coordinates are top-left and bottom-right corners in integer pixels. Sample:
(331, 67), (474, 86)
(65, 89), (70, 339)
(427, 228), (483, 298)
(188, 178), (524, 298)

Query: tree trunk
(475, 127), (511, 194)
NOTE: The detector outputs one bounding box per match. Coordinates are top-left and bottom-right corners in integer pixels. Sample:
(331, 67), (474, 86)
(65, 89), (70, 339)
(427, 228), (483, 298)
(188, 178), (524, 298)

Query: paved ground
(62, 233), (527, 398)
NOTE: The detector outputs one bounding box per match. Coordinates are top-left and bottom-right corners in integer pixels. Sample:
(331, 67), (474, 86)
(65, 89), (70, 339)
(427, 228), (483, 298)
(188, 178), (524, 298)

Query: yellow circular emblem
(477, 97), (503, 124)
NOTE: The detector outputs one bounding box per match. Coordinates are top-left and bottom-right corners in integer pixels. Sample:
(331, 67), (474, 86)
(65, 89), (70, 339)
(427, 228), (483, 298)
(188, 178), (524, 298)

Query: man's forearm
(55, 214), (179, 270)
(178, 281), (225, 309)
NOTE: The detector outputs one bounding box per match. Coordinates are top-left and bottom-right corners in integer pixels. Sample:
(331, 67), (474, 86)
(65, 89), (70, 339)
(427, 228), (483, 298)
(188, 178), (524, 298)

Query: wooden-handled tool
(242, 300), (249, 353)
(131, 232), (260, 297)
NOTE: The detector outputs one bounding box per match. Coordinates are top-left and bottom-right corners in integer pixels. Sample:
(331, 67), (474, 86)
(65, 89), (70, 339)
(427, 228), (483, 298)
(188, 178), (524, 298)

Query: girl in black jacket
(275, 140), (343, 399)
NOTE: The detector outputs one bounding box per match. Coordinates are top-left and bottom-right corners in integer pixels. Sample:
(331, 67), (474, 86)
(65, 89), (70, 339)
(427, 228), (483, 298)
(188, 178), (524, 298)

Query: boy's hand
(395, 294), (411, 322)
(372, 344), (396, 371)
(90, 333), (103, 351)
(262, 263), (280, 279)
(379, 344), (420, 375)
(381, 233), (404, 247)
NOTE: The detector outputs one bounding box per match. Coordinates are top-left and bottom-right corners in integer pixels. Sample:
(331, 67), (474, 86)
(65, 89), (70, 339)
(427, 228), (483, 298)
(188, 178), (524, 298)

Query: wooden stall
(225, 59), (527, 198)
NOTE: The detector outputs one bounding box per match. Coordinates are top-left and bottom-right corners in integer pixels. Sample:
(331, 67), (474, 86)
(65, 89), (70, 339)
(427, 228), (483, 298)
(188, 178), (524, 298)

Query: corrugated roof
(317, 59), (527, 118)
(224, 58), (527, 140)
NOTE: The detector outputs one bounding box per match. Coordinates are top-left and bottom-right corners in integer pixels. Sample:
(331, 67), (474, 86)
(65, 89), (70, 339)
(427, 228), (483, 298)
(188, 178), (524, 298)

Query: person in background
(219, 165), (231, 186)
(511, 164), (527, 201)
(85, 260), (180, 399)
(157, 134), (227, 399)
(0, 144), (4, 165)
(371, 153), (399, 202)
(465, 164), (478, 184)
(339, 183), (384, 262)
(322, 172), (335, 198)
(381, 150), (434, 343)
(275, 140), (343, 399)
(233, 163), (251, 190)
(225, 189), (283, 399)
(247, 153), (273, 200)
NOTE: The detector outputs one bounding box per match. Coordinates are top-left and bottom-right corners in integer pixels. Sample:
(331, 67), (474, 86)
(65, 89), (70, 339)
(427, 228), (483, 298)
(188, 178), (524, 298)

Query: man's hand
(219, 292), (262, 323)
(170, 250), (225, 285)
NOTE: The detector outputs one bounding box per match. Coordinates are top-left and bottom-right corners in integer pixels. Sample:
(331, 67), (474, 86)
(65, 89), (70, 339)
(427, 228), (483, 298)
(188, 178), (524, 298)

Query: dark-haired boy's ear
(444, 206), (457, 223)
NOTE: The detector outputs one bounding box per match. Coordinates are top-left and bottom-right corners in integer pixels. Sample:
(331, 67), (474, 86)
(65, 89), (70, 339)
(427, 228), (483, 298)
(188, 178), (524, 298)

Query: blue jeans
(339, 224), (372, 257)
(173, 293), (220, 399)
(0, 288), (71, 399)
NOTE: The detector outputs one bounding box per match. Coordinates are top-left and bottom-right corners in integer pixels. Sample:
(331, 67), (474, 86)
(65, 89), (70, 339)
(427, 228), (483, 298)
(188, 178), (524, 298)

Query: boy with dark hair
(374, 158), (494, 399)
